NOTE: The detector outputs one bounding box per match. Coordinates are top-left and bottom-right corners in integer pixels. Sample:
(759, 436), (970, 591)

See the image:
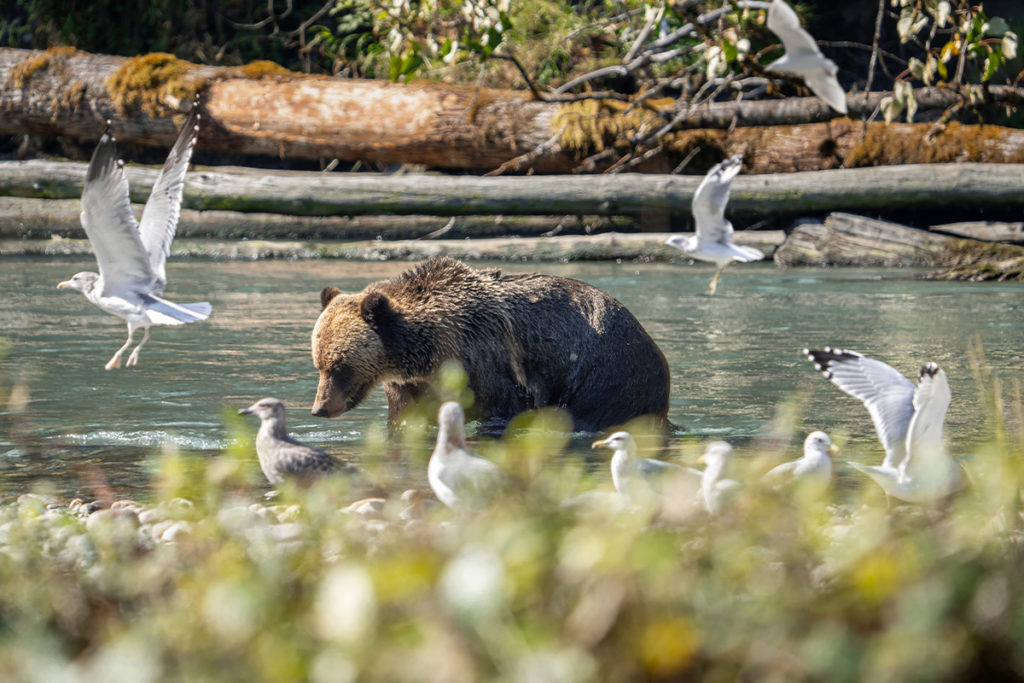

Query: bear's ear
(320, 286), (342, 311)
(360, 291), (393, 328)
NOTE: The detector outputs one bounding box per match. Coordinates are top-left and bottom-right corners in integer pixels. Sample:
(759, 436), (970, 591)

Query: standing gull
(805, 348), (966, 503)
(765, 0), (848, 114)
(591, 431), (702, 503)
(664, 154), (764, 296)
(239, 397), (360, 486)
(428, 402), (504, 510)
(762, 431), (835, 494)
(58, 97), (210, 369)
(699, 441), (741, 515)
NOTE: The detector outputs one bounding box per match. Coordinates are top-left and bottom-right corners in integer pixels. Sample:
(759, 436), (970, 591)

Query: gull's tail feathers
(731, 244), (765, 262)
(142, 294), (212, 325)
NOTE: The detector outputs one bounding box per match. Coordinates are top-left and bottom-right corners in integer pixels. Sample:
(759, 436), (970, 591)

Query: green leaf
(722, 39), (738, 64)
(982, 51), (1001, 81)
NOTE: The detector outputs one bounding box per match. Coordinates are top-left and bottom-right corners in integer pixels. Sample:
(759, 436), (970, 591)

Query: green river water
(1, 257), (1022, 498)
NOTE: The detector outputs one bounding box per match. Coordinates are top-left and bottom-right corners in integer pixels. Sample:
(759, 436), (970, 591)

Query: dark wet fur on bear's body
(312, 257), (671, 433)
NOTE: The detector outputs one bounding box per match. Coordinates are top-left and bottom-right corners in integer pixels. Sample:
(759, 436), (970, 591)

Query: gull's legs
(105, 324), (135, 370)
(708, 267), (726, 296)
(126, 325), (150, 367)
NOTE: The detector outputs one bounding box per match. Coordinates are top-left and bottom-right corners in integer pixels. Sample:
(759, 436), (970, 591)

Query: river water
(1, 257), (1022, 498)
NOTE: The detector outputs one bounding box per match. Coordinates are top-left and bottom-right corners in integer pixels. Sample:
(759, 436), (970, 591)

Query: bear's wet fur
(311, 256), (670, 432)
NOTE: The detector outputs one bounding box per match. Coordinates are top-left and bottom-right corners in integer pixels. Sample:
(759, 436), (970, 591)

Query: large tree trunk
(2, 47), (1024, 173)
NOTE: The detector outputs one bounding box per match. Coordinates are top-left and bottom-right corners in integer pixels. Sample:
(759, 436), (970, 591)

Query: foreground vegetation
(1, 369), (1023, 682)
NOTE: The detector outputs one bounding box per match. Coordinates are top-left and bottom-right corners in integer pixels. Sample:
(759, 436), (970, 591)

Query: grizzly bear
(311, 256), (670, 432)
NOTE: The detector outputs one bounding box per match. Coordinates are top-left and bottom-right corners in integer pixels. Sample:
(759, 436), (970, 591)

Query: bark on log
(930, 221), (1024, 244)
(3, 47), (1024, 174)
(2, 160), (1024, 221)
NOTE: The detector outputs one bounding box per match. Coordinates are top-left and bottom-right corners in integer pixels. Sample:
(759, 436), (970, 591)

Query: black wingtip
(919, 362), (941, 379)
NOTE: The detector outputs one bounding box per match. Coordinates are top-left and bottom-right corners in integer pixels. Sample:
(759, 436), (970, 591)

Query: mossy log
(3, 47), (1024, 173)
(2, 160), (1024, 222)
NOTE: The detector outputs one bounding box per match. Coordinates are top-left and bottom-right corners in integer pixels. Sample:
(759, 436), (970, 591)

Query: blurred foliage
(0, 367), (1023, 680)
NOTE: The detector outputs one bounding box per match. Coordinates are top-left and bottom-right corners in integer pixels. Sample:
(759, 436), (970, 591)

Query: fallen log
(0, 231), (783, 262)
(0, 196), (636, 239)
(2, 160), (1024, 221)
(3, 47), (1024, 173)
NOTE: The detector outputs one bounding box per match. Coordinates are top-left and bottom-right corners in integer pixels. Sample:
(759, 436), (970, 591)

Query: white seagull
(805, 348), (966, 503)
(762, 430), (835, 494)
(699, 441), (741, 515)
(664, 154), (764, 296)
(428, 402), (504, 510)
(591, 431), (702, 503)
(765, 0), (848, 114)
(58, 97), (210, 370)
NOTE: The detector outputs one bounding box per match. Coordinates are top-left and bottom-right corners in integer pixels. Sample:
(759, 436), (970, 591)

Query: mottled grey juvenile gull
(240, 397), (360, 486)
(591, 431), (702, 502)
(664, 154), (764, 295)
(428, 402), (504, 510)
(805, 348), (966, 503)
(762, 431), (835, 494)
(765, 0), (848, 114)
(58, 96), (211, 370)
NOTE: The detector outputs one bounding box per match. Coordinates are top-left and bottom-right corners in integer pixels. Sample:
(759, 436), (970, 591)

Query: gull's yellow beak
(829, 443), (840, 455)
(591, 438), (608, 450)
(57, 281), (71, 289)
(698, 455), (707, 466)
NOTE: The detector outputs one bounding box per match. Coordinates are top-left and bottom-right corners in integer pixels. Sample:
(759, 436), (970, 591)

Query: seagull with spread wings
(664, 154), (764, 296)
(765, 0), (848, 114)
(805, 348), (966, 503)
(58, 97), (210, 370)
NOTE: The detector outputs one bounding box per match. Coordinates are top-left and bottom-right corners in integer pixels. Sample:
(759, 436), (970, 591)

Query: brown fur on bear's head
(311, 287), (394, 418)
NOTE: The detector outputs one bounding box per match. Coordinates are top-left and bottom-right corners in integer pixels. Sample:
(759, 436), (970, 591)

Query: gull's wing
(767, 0), (821, 58)
(692, 154), (742, 245)
(803, 68), (848, 114)
(805, 348), (915, 469)
(903, 363), (951, 471)
(138, 97), (201, 295)
(80, 127), (155, 295)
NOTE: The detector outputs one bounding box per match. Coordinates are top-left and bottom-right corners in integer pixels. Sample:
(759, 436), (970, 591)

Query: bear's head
(311, 284), (440, 418)
(311, 286), (395, 418)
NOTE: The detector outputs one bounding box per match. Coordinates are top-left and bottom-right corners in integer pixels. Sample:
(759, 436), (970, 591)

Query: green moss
(846, 121), (1024, 167)
(7, 46), (80, 88)
(105, 53), (202, 118)
(231, 60), (296, 80)
(931, 238), (1024, 280)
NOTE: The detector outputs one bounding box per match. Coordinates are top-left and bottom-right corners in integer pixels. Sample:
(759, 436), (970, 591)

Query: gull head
(699, 441), (734, 470)
(57, 271), (99, 294)
(239, 397), (286, 422)
(591, 431), (636, 458)
(437, 401), (468, 447)
(804, 431), (838, 458)
(663, 234), (696, 254)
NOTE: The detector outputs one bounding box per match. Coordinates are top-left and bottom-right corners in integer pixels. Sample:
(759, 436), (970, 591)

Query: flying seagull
(664, 154), (764, 295)
(58, 96), (210, 369)
(591, 430), (702, 503)
(765, 0), (848, 114)
(805, 348), (966, 503)
(428, 401), (505, 510)
(239, 397), (360, 486)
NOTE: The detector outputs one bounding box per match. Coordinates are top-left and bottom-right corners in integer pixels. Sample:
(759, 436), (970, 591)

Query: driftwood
(0, 231), (783, 262)
(0, 196), (636, 240)
(2, 160), (1024, 222)
(3, 47), (1024, 173)
(930, 221), (1024, 244)
(773, 213), (952, 267)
